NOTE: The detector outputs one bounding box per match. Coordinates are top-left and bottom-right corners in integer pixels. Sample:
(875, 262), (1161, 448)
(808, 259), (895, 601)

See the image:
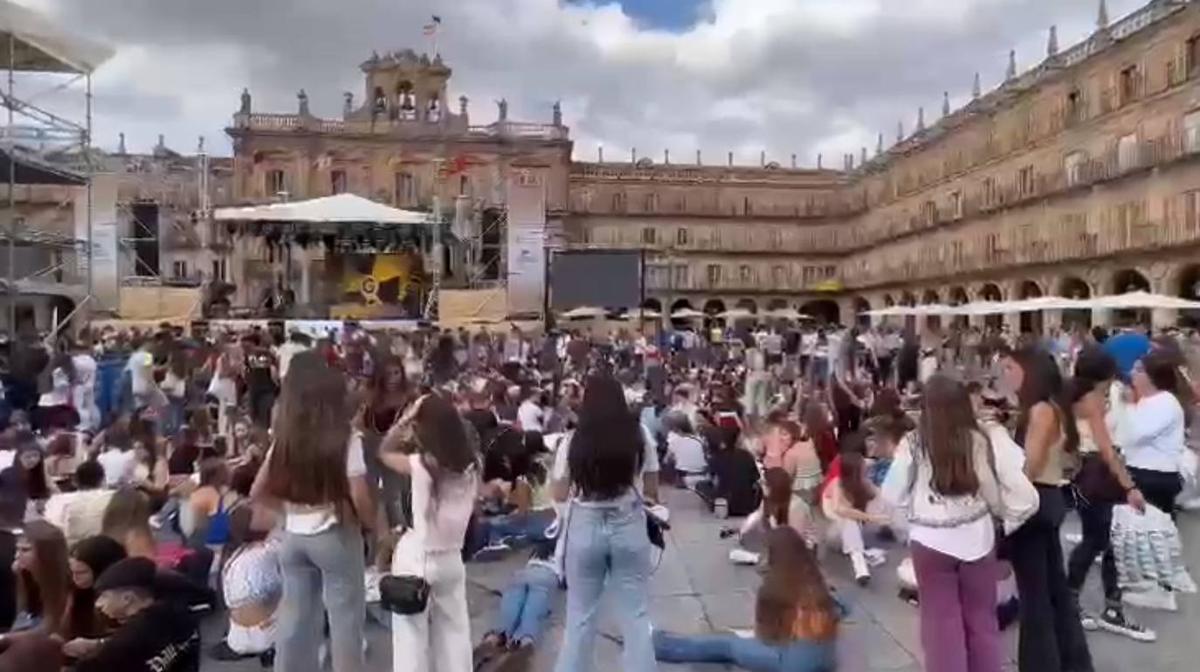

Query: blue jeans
(486, 509), (556, 546)
(653, 630), (837, 672)
(493, 564), (559, 644)
(553, 496), (655, 672)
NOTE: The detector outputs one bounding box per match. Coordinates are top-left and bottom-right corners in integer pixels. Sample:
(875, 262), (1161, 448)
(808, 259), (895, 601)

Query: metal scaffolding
(1, 0), (112, 333)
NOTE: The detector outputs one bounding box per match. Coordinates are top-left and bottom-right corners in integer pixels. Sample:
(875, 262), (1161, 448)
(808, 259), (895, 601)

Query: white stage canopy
(861, 292), (1200, 317)
(213, 194), (428, 225)
(0, 0), (114, 74)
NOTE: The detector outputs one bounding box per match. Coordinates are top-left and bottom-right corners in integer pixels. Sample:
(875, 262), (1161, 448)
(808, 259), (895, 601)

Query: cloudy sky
(18, 0), (1147, 165)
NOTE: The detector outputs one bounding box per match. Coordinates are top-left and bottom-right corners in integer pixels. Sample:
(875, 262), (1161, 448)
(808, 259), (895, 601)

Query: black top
(244, 351), (275, 394)
(75, 601), (200, 672)
(709, 448), (761, 517)
(167, 443), (200, 476)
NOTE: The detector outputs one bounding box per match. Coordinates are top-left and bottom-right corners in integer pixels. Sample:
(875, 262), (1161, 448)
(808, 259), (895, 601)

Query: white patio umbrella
(629, 308), (662, 319)
(560, 306), (608, 320)
(670, 308), (706, 319)
(765, 307), (809, 320)
(717, 308), (756, 320)
(1085, 291), (1200, 311)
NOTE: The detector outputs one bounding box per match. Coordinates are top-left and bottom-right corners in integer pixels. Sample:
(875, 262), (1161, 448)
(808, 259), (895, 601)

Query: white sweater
(882, 426), (1038, 558)
(1114, 390), (1185, 474)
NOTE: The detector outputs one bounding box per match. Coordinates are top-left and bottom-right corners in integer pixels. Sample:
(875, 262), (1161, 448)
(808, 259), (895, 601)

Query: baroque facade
(225, 0), (1200, 329)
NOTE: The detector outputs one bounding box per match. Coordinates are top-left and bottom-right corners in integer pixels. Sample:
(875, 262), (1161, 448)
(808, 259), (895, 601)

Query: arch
(1111, 269), (1151, 326)
(670, 298), (694, 328)
(800, 299), (840, 325)
(899, 291), (917, 306)
(949, 286), (970, 328)
(1176, 265), (1200, 327)
(921, 289), (941, 304)
(1059, 277), (1092, 329)
(702, 298), (726, 315)
(882, 293), (895, 308)
(642, 297), (663, 312)
(1018, 280), (1044, 333)
(736, 298), (758, 314)
(921, 289), (942, 331)
(670, 298), (693, 314)
(978, 283), (1003, 329)
(852, 296), (871, 328)
(766, 298), (789, 311)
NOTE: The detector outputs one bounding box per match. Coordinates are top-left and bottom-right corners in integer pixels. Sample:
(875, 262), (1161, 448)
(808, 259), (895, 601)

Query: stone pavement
(202, 488), (1200, 671)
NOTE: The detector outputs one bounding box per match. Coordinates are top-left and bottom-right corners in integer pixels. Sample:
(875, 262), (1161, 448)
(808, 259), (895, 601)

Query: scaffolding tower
(1, 0), (112, 333)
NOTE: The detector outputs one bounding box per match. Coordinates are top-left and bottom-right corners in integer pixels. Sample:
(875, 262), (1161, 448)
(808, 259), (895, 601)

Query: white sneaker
(851, 552), (871, 586)
(729, 548), (760, 565)
(1095, 608), (1157, 642)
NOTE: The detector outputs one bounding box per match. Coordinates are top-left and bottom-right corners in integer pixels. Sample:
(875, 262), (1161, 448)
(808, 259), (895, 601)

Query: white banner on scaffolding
(75, 173), (119, 311)
(506, 170), (545, 316)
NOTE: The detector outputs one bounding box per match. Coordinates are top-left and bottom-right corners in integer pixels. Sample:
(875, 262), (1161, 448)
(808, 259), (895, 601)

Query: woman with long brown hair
(6, 520), (70, 635)
(999, 347), (1093, 672)
(881, 374), (1037, 672)
(250, 350), (374, 672)
(654, 526), (839, 671)
(821, 434), (889, 585)
(731, 467), (816, 565)
(380, 392), (479, 672)
(359, 351), (414, 531)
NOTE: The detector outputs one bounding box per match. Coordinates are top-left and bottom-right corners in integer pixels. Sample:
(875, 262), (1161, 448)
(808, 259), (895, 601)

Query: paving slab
(201, 487), (1200, 671)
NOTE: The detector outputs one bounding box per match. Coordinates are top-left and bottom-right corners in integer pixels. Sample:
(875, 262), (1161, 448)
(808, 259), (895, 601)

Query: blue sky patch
(567, 0), (706, 31)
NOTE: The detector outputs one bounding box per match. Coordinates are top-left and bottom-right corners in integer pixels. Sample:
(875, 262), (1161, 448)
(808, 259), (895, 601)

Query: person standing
(999, 348), (1093, 672)
(380, 393), (479, 672)
(1065, 348), (1153, 641)
(1118, 351), (1188, 517)
(251, 350), (374, 672)
(552, 374), (659, 672)
(882, 375), (1037, 672)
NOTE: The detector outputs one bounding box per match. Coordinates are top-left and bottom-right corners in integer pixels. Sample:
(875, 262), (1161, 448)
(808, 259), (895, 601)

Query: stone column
(1092, 308), (1113, 328)
(299, 245), (312, 305)
(1152, 308), (1177, 332)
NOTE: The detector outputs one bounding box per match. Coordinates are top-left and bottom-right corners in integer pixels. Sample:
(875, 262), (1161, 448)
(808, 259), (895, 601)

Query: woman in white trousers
(382, 394), (479, 672)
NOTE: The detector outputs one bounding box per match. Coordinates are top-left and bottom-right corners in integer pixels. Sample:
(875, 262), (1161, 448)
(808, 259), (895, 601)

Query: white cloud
(17, 0), (1151, 165)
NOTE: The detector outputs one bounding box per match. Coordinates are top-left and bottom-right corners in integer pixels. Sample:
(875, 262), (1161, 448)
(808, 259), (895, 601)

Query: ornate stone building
(225, 49), (571, 314)
(225, 0), (1200, 329)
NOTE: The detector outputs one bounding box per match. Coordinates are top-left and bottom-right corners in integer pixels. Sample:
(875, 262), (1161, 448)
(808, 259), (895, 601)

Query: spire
(972, 72), (981, 99)
(1097, 0), (1109, 31)
(896, 120), (904, 143)
(876, 132), (884, 156)
(1006, 49), (1017, 81)
(942, 91), (950, 117)
(1047, 25), (1059, 58)
(916, 107), (925, 132)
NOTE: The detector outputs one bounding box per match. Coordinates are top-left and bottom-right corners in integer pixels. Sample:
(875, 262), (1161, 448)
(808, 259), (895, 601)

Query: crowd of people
(0, 315), (1196, 672)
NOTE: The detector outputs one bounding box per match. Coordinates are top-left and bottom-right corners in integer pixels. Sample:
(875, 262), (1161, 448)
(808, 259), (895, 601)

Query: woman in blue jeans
(251, 351), (375, 672)
(655, 526), (839, 672)
(552, 374), (660, 672)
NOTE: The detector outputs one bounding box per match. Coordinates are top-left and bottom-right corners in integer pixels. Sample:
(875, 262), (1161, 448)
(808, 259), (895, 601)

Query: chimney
(696, 149), (702, 165)
(1047, 25), (1059, 58)
(631, 147), (637, 164)
(876, 132), (883, 156)
(790, 153), (796, 169)
(598, 145), (604, 162)
(972, 72), (982, 99)
(817, 153), (823, 169)
(942, 91), (950, 117)
(727, 151), (733, 167)
(896, 121), (904, 143)
(1097, 0), (1109, 31)
(1006, 50), (1017, 81)
(664, 149), (670, 164)
(117, 132), (126, 155)
(916, 107), (925, 132)
(860, 146), (867, 166)
(760, 150), (766, 167)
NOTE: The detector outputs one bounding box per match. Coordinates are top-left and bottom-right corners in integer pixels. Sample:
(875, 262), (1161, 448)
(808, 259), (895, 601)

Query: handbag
(1074, 454), (1124, 504)
(379, 574), (430, 615)
(378, 524), (430, 616)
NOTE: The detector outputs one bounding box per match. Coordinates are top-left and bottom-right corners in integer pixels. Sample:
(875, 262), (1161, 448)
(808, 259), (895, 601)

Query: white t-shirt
(517, 400), (545, 433)
(281, 432), (368, 535)
(551, 424), (660, 499)
(277, 341), (308, 381)
(127, 350), (155, 396)
(0, 449), (15, 471)
(97, 448), (135, 487)
(666, 432), (707, 475)
(409, 453), (478, 552)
